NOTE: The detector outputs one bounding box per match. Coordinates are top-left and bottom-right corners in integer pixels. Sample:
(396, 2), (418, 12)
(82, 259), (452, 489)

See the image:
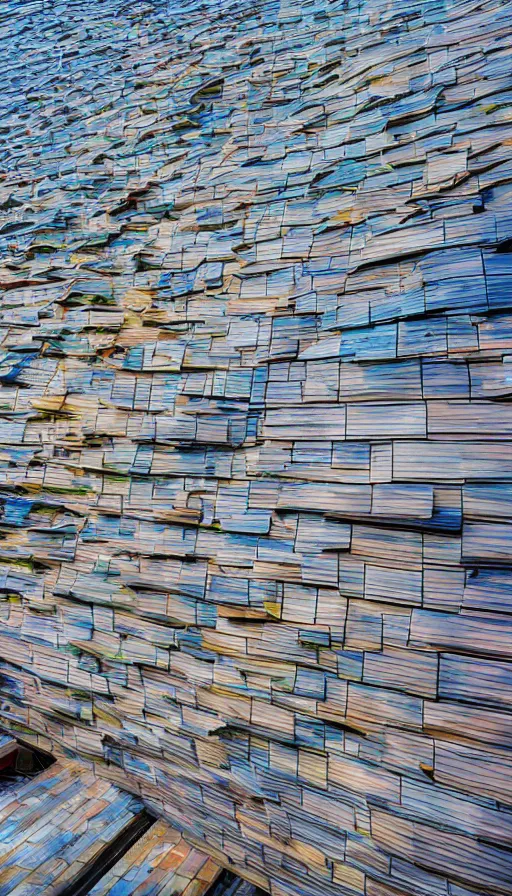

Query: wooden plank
(424, 700), (512, 750)
(438, 653), (512, 708)
(393, 441), (512, 480)
(346, 403), (427, 439)
(410, 609), (512, 657)
(428, 400), (512, 436)
(338, 361), (422, 402)
(363, 648), (438, 698)
(462, 521), (512, 563)
(434, 740), (512, 805)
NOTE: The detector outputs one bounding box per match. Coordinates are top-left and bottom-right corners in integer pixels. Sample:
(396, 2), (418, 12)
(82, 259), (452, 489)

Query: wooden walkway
(89, 818), (220, 896)
(0, 762), (220, 896)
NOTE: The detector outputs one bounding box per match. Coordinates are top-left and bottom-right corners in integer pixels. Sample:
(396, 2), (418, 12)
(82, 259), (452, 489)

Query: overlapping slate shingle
(1, 0), (512, 894)
(0, 761), (145, 894)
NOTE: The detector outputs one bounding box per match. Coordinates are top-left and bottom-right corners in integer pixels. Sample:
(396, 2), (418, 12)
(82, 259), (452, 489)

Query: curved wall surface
(1, 0), (512, 894)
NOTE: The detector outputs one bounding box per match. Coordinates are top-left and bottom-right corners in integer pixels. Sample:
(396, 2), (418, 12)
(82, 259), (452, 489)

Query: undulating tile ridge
(0, 0), (512, 894)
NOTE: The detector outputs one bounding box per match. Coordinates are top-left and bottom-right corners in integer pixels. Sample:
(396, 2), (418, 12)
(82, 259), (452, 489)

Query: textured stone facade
(1, 1), (512, 894)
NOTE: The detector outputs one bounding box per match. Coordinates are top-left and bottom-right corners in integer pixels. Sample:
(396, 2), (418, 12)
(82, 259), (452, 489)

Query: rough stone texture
(1, 0), (512, 894)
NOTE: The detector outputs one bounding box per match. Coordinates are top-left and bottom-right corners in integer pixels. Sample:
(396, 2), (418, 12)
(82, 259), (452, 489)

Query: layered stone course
(1, 0), (512, 894)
